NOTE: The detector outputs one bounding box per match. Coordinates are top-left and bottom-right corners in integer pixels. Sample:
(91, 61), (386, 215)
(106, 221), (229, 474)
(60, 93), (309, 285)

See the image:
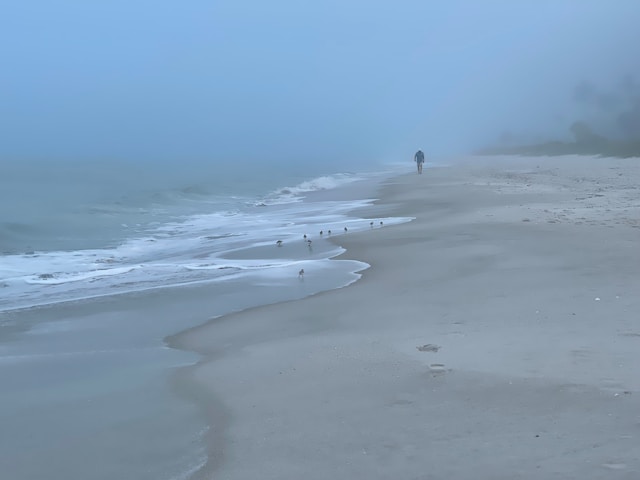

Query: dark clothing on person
(414, 150), (425, 174)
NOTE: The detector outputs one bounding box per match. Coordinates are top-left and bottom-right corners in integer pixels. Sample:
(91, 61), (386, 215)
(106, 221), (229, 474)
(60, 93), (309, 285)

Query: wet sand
(173, 155), (640, 479)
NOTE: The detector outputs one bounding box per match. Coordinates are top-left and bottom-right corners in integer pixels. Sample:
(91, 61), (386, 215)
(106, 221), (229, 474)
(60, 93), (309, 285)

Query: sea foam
(0, 171), (411, 314)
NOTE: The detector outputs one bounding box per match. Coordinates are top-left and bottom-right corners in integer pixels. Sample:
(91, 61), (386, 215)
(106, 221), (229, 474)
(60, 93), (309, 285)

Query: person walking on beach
(414, 149), (425, 174)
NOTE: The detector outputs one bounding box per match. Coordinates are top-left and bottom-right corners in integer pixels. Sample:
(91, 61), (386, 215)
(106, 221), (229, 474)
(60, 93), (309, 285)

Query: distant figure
(414, 149), (425, 174)
(276, 240), (283, 247)
(298, 269), (305, 278)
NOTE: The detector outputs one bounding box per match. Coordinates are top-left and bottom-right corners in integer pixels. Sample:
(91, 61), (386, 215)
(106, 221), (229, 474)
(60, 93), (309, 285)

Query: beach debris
(522, 218), (531, 222)
(417, 344), (440, 352)
(276, 240), (283, 247)
(595, 297), (601, 301)
(298, 269), (304, 278)
(38, 273), (55, 279)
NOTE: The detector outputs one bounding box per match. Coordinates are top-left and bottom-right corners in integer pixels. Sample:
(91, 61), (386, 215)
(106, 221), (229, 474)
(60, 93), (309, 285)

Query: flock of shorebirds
(272, 220), (385, 278)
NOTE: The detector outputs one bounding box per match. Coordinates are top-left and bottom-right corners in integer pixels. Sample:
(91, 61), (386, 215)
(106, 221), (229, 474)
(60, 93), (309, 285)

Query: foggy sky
(1, 0), (639, 163)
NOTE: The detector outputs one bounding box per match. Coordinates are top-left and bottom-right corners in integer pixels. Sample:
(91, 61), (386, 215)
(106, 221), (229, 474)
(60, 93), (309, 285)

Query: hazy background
(1, 0), (639, 165)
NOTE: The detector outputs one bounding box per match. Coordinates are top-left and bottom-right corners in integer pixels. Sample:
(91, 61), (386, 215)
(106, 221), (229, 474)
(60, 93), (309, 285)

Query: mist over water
(1, 1), (639, 163)
(2, 2), (639, 480)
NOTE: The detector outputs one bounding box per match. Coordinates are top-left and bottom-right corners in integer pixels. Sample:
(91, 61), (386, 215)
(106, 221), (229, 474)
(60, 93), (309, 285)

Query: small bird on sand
(370, 221), (374, 227)
(307, 239), (312, 245)
(344, 227), (348, 232)
(380, 221), (383, 226)
(319, 230), (323, 235)
(276, 240), (283, 246)
(328, 230), (331, 235)
(303, 234), (307, 239)
(298, 269), (305, 278)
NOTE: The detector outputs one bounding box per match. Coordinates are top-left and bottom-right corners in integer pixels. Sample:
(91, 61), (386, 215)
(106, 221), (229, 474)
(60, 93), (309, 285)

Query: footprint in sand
(417, 344), (440, 352)
(429, 364), (447, 376)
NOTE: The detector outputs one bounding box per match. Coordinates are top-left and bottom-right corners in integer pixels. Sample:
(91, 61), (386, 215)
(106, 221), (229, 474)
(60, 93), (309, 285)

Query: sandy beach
(172, 155), (640, 480)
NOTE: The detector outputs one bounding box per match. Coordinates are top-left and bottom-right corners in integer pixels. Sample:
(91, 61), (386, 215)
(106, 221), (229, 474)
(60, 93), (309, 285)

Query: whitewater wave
(0, 167), (414, 313)
(24, 266), (141, 285)
(260, 173), (361, 205)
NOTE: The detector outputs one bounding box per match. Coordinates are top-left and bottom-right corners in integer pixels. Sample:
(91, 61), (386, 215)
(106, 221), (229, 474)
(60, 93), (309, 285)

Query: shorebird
(370, 221), (374, 227)
(380, 221), (383, 226)
(328, 230), (331, 235)
(319, 230), (323, 235)
(344, 227), (348, 232)
(298, 268), (305, 278)
(276, 240), (283, 246)
(303, 234), (307, 239)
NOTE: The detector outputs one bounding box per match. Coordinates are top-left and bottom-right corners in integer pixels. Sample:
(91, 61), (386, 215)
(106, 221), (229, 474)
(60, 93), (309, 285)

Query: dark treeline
(479, 77), (640, 158)
(478, 122), (640, 158)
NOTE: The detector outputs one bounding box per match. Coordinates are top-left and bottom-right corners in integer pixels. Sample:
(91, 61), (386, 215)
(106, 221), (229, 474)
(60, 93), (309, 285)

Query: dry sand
(173, 155), (640, 480)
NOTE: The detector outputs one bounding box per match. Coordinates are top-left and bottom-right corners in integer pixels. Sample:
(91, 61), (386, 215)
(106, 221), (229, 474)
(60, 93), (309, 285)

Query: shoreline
(172, 155), (640, 479)
(0, 165), (404, 314)
(1, 166), (410, 480)
(166, 172), (409, 479)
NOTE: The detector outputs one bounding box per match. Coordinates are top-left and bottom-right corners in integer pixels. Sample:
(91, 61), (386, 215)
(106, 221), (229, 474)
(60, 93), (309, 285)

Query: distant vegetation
(478, 122), (640, 158)
(479, 76), (640, 158)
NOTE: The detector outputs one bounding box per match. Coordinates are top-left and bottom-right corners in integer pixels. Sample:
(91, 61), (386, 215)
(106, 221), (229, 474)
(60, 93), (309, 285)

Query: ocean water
(0, 158), (411, 312)
(0, 158), (412, 480)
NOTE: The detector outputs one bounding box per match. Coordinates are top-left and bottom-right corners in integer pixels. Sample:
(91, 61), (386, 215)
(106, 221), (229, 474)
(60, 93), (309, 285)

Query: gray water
(1, 158), (371, 254)
(0, 158), (412, 480)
